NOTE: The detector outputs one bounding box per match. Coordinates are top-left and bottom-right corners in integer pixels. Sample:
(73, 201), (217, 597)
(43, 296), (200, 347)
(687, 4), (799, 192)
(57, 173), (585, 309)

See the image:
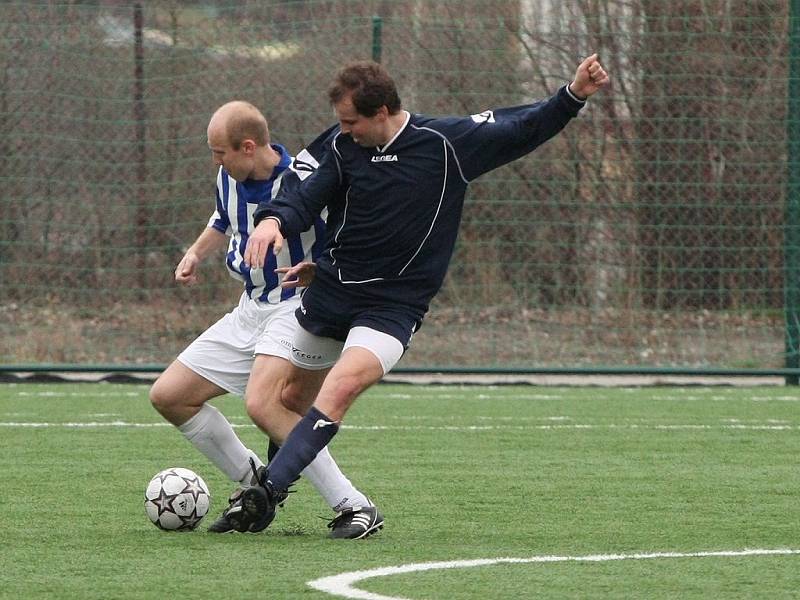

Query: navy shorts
(295, 271), (421, 348)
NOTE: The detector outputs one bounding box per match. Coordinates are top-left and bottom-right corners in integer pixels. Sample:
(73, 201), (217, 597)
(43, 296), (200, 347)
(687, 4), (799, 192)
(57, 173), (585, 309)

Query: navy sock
(267, 407), (339, 491)
(267, 439), (280, 463)
(267, 438), (300, 484)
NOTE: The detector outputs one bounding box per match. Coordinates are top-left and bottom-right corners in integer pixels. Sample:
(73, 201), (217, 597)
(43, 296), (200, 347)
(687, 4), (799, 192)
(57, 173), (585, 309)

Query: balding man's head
(208, 101), (270, 150)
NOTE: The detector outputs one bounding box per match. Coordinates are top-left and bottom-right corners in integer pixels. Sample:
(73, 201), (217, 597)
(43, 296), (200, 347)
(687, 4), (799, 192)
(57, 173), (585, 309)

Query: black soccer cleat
(229, 459), (288, 533)
(207, 487), (245, 533)
(327, 504), (384, 539)
(208, 460), (288, 534)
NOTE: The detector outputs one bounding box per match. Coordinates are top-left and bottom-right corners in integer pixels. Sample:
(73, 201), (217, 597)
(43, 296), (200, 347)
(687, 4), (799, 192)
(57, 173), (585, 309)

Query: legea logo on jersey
(371, 155), (398, 163)
(471, 110), (496, 123)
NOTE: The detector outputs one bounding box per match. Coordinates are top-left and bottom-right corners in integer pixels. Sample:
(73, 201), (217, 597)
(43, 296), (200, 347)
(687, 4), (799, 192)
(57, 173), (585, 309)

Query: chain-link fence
(0, 0), (795, 372)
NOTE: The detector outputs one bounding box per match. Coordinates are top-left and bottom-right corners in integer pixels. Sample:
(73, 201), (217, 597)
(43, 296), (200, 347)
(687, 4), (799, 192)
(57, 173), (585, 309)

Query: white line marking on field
(16, 391), (142, 397)
(754, 396), (800, 402)
(307, 548), (800, 600)
(0, 421), (799, 431)
(0, 421), (174, 428)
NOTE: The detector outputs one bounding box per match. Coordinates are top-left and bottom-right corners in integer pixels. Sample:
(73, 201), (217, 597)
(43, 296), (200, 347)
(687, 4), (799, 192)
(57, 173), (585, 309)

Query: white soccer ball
(144, 467), (211, 531)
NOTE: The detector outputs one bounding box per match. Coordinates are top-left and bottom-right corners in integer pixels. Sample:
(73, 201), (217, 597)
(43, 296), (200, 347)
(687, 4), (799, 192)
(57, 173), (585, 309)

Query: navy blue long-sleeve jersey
(255, 85), (585, 315)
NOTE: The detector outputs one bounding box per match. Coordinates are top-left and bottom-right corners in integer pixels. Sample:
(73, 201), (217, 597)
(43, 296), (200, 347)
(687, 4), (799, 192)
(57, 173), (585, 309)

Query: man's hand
(569, 53), (609, 100)
(244, 218), (284, 269)
(276, 261), (316, 289)
(175, 252), (201, 285)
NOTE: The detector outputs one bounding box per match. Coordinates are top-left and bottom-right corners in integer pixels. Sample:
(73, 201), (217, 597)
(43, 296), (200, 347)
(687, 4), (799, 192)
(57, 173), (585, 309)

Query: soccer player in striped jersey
(229, 56), (609, 535)
(149, 101), (382, 538)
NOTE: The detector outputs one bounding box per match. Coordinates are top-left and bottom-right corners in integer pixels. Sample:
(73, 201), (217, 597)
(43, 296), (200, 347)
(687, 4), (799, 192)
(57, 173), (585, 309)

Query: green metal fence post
(787, 0), (800, 385)
(372, 15), (382, 63)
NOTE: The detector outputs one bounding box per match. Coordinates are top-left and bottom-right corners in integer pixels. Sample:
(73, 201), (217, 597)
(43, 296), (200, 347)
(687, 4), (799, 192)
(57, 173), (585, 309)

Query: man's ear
(242, 139), (257, 154)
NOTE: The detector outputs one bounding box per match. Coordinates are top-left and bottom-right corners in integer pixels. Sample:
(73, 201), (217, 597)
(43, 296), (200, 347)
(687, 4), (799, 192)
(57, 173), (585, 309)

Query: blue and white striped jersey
(208, 143), (326, 304)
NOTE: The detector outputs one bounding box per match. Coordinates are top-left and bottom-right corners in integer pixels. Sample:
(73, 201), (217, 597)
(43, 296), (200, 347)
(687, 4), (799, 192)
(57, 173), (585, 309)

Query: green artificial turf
(0, 383), (798, 598)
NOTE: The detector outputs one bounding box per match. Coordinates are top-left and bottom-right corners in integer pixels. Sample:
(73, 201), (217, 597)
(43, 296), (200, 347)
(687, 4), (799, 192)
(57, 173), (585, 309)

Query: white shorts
(177, 292), (299, 396)
(290, 325), (405, 375)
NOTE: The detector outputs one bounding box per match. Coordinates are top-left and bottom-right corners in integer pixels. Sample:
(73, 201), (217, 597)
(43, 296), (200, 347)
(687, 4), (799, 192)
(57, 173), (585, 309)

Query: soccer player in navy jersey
(149, 101), (382, 538)
(228, 56), (609, 535)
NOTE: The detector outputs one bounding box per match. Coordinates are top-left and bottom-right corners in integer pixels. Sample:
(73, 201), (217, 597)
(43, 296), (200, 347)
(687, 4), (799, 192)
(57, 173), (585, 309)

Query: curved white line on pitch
(307, 548), (800, 600)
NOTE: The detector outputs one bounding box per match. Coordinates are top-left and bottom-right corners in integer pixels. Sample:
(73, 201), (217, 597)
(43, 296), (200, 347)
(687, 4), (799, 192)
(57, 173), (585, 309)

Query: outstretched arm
(568, 53), (610, 100)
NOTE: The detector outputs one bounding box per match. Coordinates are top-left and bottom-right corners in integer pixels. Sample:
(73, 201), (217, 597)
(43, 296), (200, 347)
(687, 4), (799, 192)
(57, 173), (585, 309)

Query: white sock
(300, 446), (370, 512)
(178, 404), (263, 486)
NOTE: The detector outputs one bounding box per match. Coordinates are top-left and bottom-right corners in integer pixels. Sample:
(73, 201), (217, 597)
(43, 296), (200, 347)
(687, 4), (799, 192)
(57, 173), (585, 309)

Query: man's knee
(281, 378), (313, 414)
(316, 348), (383, 420)
(244, 370), (285, 422)
(246, 356), (322, 418)
(334, 373), (366, 400)
(323, 373), (367, 415)
(149, 376), (174, 414)
(244, 386), (274, 421)
(150, 362), (217, 415)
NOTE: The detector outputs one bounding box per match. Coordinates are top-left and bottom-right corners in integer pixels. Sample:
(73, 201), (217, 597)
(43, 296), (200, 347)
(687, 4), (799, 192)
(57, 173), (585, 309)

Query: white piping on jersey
(329, 187), (349, 268)
(410, 124), (470, 184)
(377, 111), (410, 153)
(331, 134), (344, 183)
(338, 269), (386, 284)
(330, 190), (385, 284)
(329, 121), (466, 284)
(330, 182), (389, 284)
(398, 138), (448, 276)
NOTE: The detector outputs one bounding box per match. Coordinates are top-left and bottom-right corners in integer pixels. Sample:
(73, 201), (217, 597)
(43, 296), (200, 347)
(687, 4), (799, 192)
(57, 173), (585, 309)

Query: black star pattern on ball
(181, 512), (204, 530)
(151, 486), (176, 516)
(180, 475), (206, 501)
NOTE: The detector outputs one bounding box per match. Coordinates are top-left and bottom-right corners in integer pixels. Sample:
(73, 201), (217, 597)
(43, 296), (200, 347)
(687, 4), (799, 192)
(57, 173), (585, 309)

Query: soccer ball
(144, 467), (211, 531)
